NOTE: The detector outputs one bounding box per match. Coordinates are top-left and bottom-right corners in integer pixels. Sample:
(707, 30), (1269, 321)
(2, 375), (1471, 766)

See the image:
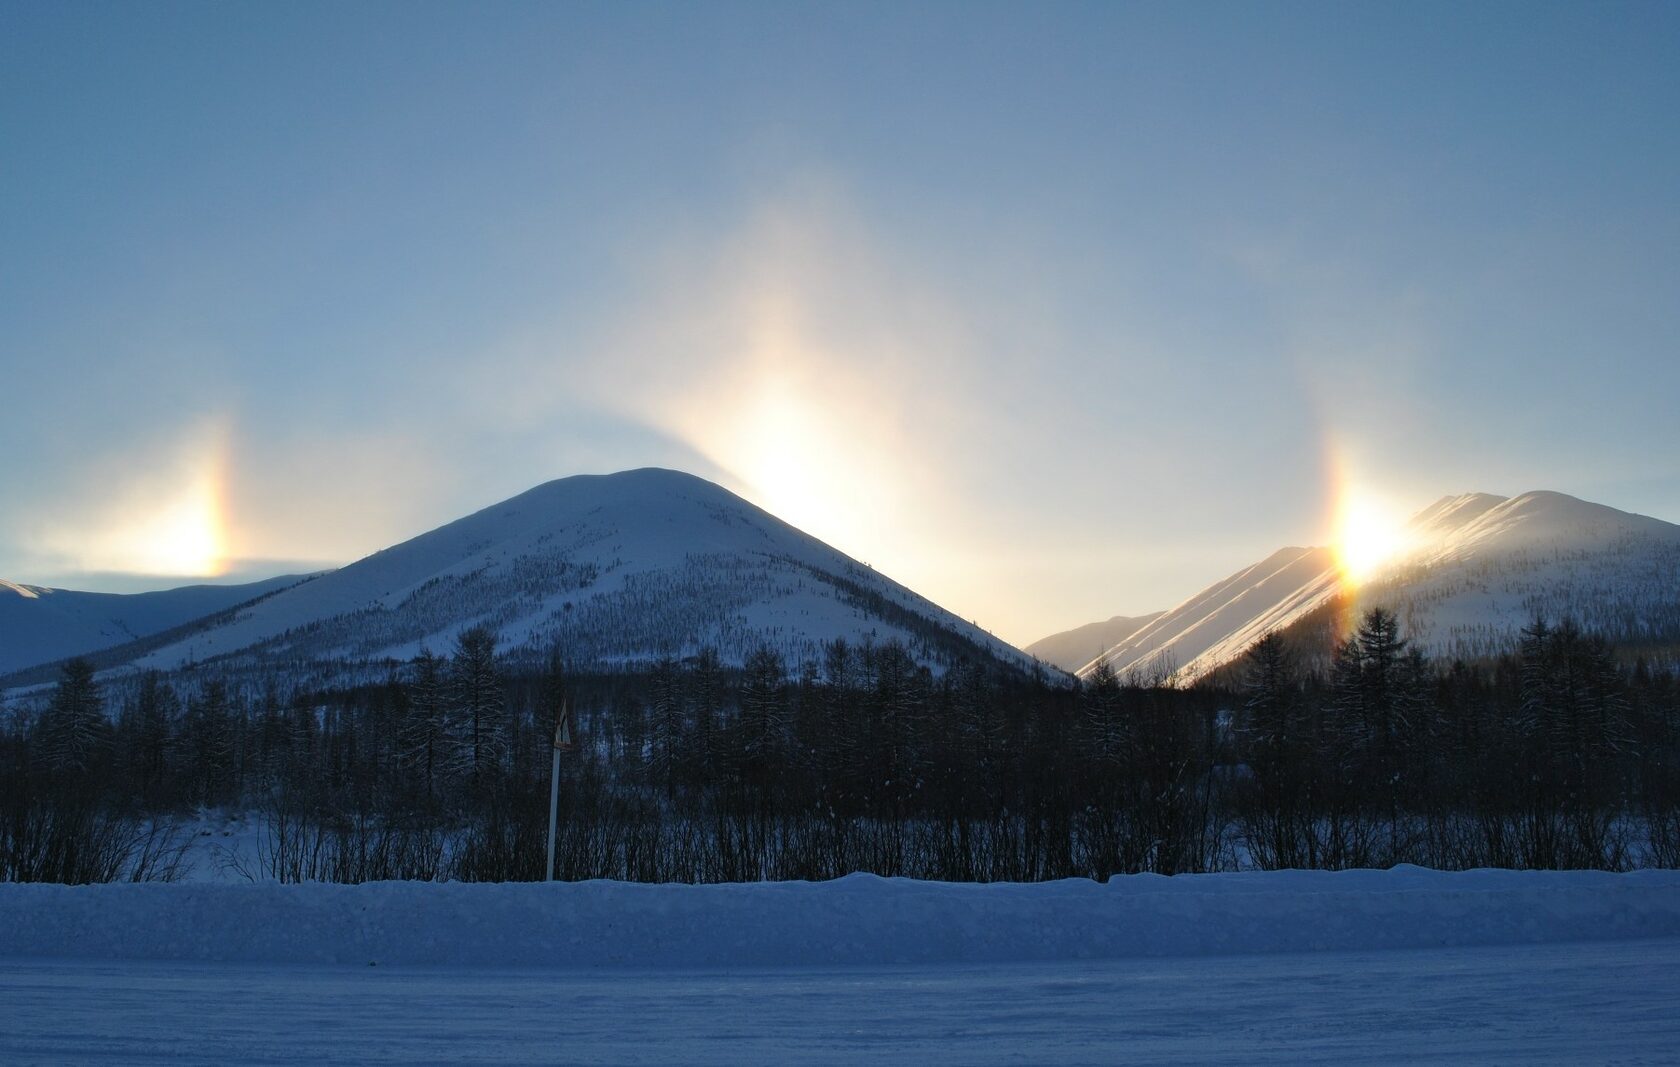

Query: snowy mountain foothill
(1063, 489), (1680, 684)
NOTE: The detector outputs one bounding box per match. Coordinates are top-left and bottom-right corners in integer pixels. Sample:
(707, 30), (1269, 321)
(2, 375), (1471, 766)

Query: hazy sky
(4, 1), (1679, 645)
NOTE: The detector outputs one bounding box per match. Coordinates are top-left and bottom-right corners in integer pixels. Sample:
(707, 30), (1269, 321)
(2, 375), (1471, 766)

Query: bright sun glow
(42, 420), (234, 579)
(718, 370), (898, 566)
(626, 239), (922, 574)
(732, 381), (839, 537)
(123, 470), (229, 577)
(1333, 488), (1410, 585)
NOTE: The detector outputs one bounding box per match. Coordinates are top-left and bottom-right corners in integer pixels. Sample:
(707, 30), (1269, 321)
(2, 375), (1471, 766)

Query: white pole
(546, 735), (561, 882)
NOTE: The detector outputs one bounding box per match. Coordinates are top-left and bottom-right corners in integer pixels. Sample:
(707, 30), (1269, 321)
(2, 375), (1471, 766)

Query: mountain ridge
(0, 573), (312, 677)
(1063, 489), (1680, 684)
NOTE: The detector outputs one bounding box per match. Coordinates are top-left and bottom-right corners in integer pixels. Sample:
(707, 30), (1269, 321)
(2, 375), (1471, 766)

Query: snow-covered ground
(5, 868), (1679, 966)
(3, 869), (1677, 1062)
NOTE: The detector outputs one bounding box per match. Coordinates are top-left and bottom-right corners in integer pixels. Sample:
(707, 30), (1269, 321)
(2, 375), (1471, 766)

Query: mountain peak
(532, 467), (717, 492)
(12, 466), (1037, 683)
(1406, 493), (1508, 539)
(505, 467), (735, 511)
(1411, 489), (1679, 565)
(0, 579), (43, 600)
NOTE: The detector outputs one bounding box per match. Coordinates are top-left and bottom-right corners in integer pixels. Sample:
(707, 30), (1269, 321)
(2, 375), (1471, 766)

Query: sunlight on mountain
(617, 212), (934, 583)
(1333, 487), (1409, 586)
(727, 377), (854, 552)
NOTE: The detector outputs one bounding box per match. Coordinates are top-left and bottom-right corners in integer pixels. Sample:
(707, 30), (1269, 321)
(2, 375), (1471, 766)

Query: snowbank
(3, 867), (1677, 969)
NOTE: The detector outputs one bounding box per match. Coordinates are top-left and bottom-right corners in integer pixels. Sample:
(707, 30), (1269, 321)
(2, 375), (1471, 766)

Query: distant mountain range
(1, 469), (1036, 687)
(7, 476), (1678, 691)
(1051, 490), (1680, 684)
(1024, 613), (1163, 673)
(0, 574), (306, 677)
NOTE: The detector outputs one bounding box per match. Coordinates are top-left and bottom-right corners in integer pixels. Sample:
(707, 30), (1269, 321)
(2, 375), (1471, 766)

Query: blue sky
(3, 1), (1678, 644)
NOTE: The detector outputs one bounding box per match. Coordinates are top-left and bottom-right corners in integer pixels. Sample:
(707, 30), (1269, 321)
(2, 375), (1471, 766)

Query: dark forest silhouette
(4, 609), (1678, 883)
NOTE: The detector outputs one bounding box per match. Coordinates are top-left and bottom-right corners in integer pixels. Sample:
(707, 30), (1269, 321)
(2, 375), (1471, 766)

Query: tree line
(3, 610), (1678, 883)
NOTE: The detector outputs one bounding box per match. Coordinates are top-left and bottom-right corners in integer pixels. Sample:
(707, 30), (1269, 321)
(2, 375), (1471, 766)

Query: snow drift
(4, 867), (1677, 969)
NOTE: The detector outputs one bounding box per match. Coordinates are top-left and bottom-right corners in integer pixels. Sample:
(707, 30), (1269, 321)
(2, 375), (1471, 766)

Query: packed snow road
(3, 869), (1678, 1063)
(4, 939), (1678, 1064)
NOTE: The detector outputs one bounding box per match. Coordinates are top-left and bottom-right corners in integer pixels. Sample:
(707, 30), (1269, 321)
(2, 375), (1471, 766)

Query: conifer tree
(400, 649), (450, 801)
(1080, 658), (1125, 770)
(448, 627), (505, 798)
(128, 672), (178, 806)
(647, 655), (683, 801)
(1330, 608), (1427, 850)
(40, 658), (107, 777)
(184, 679), (237, 807)
(686, 646), (723, 792)
(738, 647), (788, 768)
(1240, 632), (1314, 867)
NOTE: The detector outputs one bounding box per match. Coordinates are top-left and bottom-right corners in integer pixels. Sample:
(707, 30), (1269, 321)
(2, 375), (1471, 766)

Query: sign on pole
(546, 699), (572, 882)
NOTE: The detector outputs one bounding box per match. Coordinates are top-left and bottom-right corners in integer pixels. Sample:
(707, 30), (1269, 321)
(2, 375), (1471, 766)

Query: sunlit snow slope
(1025, 613), (1163, 673)
(120, 469), (1034, 676)
(1071, 490), (1680, 683)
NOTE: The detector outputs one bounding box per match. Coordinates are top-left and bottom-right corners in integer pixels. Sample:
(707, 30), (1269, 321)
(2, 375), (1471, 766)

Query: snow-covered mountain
(1069, 547), (1339, 682)
(1069, 491), (1680, 684)
(0, 574), (307, 677)
(1025, 613), (1163, 673)
(83, 469), (1035, 680)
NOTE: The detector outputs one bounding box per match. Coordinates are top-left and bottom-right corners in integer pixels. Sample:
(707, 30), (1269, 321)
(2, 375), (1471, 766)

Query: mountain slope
(0, 574), (309, 676)
(1025, 613), (1163, 673)
(1076, 547), (1340, 681)
(1076, 490), (1680, 684)
(115, 469), (1036, 677)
